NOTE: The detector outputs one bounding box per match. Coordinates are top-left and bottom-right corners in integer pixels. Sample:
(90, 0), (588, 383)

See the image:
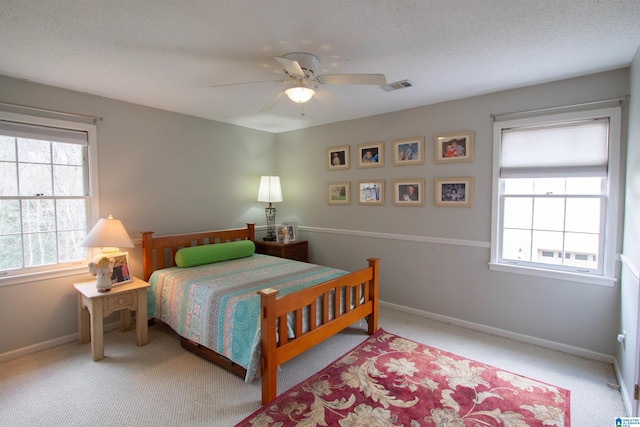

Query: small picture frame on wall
(393, 179), (425, 206)
(357, 142), (384, 168)
(434, 131), (473, 163)
(358, 180), (384, 205)
(328, 181), (350, 205)
(107, 252), (133, 286)
(327, 145), (350, 170)
(435, 177), (473, 207)
(277, 222), (297, 243)
(392, 137), (424, 166)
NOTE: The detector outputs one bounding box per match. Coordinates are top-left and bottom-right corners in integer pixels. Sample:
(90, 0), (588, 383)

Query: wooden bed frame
(140, 223), (380, 404)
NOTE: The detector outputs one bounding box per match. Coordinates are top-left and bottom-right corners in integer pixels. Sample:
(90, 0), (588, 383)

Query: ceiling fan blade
(212, 79), (285, 88)
(260, 91), (286, 112)
(317, 74), (387, 86)
(274, 56), (305, 78)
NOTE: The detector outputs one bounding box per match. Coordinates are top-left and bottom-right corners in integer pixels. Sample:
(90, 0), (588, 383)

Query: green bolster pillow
(175, 240), (255, 268)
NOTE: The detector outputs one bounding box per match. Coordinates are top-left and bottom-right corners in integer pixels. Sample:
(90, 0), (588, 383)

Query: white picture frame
(277, 222), (298, 243)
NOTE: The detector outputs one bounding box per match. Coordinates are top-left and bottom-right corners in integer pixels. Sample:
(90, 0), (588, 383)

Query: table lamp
(80, 215), (134, 292)
(257, 176), (282, 241)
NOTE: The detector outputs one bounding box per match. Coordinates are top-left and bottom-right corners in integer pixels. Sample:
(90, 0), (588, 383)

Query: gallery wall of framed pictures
(326, 131), (474, 208)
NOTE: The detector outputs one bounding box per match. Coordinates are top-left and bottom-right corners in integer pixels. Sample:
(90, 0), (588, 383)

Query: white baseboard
(613, 359), (633, 417)
(0, 321), (122, 363)
(2, 301), (617, 368)
(379, 299), (616, 364)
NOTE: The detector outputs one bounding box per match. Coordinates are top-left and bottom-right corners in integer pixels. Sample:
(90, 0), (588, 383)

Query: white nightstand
(73, 277), (150, 361)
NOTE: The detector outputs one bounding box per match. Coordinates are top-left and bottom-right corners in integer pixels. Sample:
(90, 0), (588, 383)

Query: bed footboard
(258, 257), (380, 404)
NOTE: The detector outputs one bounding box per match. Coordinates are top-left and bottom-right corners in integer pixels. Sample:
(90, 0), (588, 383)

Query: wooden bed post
(258, 287), (279, 404)
(141, 231), (154, 281)
(367, 258), (380, 335)
(246, 223), (255, 241)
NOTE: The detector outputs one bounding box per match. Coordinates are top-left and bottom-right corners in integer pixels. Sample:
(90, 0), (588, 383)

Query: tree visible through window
(0, 118), (93, 276)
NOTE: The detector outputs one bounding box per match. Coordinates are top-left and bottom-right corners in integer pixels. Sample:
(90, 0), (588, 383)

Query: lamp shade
(80, 215), (134, 250)
(257, 176), (283, 203)
(285, 83), (315, 104)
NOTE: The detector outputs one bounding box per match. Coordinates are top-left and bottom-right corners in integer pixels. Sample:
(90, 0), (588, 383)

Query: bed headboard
(140, 223), (255, 281)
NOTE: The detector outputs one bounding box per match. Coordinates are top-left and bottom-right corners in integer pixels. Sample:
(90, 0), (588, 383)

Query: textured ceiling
(1, 1), (639, 133)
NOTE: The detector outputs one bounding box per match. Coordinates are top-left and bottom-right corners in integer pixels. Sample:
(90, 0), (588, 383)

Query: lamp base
(263, 236), (276, 242)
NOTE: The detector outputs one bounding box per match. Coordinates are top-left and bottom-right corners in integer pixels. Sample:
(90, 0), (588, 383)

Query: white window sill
(0, 265), (90, 288)
(488, 262), (616, 287)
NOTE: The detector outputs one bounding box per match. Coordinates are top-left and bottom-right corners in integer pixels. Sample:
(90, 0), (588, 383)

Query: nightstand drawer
(282, 244), (308, 261)
(255, 240), (308, 262)
(106, 291), (137, 312)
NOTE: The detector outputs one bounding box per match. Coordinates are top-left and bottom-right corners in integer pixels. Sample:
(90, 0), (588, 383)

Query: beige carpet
(0, 306), (626, 426)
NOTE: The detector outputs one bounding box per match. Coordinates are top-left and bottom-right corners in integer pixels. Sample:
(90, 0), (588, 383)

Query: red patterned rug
(237, 328), (570, 426)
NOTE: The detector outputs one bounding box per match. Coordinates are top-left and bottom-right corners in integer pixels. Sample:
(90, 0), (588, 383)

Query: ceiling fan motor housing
(283, 52), (319, 79)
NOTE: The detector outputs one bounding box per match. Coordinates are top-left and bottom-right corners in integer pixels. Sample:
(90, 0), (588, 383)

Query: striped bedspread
(147, 253), (347, 382)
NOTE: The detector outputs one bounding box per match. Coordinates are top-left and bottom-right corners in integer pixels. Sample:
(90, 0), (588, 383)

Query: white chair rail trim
(298, 225), (489, 249)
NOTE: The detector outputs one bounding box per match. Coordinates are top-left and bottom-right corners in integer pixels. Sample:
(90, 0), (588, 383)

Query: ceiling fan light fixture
(285, 83), (315, 103)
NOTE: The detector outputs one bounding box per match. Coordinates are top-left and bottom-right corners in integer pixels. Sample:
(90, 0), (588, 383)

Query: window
(490, 107), (621, 285)
(0, 112), (98, 282)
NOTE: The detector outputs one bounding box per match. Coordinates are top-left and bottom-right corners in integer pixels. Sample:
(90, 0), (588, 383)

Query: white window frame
(0, 111), (100, 286)
(489, 107), (621, 286)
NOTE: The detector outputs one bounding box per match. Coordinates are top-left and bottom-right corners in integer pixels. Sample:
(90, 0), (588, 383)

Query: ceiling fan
(212, 52), (387, 111)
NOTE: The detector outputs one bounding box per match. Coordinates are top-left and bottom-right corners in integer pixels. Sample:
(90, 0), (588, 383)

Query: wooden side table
(254, 240), (309, 262)
(74, 277), (150, 361)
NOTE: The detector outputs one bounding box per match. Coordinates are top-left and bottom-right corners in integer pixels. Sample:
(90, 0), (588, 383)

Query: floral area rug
(236, 328), (570, 426)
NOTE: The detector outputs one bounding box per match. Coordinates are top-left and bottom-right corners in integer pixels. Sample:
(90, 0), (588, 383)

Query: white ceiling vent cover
(380, 80), (413, 92)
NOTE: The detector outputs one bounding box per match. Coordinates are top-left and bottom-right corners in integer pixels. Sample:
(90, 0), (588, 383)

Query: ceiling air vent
(379, 79), (413, 92)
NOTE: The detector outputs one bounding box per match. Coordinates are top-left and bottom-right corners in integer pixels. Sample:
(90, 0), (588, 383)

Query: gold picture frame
(393, 179), (425, 206)
(357, 142), (384, 168)
(434, 177), (473, 207)
(392, 136), (424, 166)
(434, 131), (473, 163)
(358, 180), (384, 205)
(328, 181), (350, 205)
(327, 145), (350, 170)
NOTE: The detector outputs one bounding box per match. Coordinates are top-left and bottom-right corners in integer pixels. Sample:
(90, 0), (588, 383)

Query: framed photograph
(434, 131), (474, 163)
(435, 177), (473, 207)
(328, 181), (350, 205)
(327, 145), (349, 170)
(277, 222), (297, 243)
(358, 180), (385, 205)
(393, 179), (425, 206)
(392, 136), (424, 166)
(107, 252), (133, 286)
(357, 142), (384, 168)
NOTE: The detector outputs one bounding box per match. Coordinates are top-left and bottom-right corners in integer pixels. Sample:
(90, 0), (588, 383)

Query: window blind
(500, 118), (609, 178)
(0, 120), (88, 145)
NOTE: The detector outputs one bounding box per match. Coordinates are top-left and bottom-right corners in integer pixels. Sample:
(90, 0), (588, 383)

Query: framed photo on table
(358, 180), (384, 205)
(327, 145), (350, 170)
(357, 142), (384, 168)
(435, 177), (473, 207)
(393, 179), (425, 206)
(277, 222), (297, 243)
(392, 137), (424, 166)
(435, 131), (473, 163)
(107, 252), (132, 286)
